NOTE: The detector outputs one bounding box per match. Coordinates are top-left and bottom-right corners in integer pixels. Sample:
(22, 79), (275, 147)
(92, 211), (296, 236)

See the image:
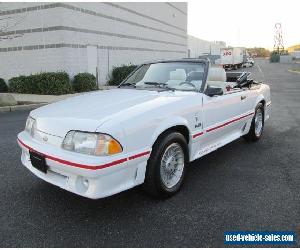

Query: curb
(288, 69), (300, 74)
(288, 70), (300, 75)
(0, 103), (47, 113)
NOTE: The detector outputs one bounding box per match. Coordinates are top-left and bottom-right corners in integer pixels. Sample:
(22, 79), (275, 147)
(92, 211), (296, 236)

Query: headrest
(187, 71), (204, 81)
(170, 69), (186, 81)
(207, 67), (226, 82)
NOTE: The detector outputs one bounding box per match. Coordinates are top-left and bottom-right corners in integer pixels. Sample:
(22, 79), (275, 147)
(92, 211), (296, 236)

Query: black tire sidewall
(147, 132), (188, 196)
(253, 103), (264, 139)
(244, 103), (264, 141)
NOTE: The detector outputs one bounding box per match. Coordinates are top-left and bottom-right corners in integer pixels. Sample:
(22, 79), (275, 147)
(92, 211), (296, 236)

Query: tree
(247, 47), (270, 58)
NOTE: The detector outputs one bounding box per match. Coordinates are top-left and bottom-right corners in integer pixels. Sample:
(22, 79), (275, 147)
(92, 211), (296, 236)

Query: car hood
(30, 89), (190, 137)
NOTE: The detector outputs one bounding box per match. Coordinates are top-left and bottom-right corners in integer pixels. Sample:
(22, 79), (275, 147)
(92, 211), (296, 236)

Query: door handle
(241, 95), (247, 100)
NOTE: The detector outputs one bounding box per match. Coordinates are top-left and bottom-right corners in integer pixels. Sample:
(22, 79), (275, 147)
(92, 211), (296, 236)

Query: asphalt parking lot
(0, 59), (300, 247)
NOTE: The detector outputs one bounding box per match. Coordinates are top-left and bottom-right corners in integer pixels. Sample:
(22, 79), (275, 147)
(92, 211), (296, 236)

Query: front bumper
(18, 131), (150, 199)
(265, 101), (271, 121)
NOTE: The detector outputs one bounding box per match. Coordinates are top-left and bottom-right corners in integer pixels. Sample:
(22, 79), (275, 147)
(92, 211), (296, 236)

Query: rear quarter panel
(247, 83), (271, 122)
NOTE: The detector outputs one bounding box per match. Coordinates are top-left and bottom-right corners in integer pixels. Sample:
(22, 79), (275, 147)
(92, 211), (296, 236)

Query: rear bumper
(18, 131), (150, 199)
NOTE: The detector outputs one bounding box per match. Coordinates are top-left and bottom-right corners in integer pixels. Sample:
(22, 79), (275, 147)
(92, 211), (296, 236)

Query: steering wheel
(179, 81), (196, 88)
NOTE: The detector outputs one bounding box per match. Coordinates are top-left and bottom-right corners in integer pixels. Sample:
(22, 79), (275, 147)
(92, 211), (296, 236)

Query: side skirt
(191, 131), (244, 162)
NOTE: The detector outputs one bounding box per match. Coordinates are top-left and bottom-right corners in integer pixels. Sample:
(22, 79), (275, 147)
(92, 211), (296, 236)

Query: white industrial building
(0, 2), (226, 85)
(187, 35), (226, 58)
(0, 2), (187, 84)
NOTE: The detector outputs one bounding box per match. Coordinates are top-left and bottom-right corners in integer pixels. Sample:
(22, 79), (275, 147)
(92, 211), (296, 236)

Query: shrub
(0, 78), (8, 92)
(8, 76), (30, 93)
(37, 72), (72, 95)
(9, 72), (72, 95)
(73, 73), (97, 92)
(270, 52), (280, 63)
(108, 64), (137, 86)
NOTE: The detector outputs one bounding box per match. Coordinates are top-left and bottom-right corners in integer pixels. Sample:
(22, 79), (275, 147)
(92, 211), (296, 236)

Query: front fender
(150, 116), (190, 146)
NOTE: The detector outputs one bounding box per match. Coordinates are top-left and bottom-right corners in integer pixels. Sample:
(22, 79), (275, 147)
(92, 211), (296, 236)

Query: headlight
(25, 116), (36, 136)
(62, 131), (123, 156)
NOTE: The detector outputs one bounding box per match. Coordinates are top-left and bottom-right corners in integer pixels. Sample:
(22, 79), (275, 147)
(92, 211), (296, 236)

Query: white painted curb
(0, 103), (47, 113)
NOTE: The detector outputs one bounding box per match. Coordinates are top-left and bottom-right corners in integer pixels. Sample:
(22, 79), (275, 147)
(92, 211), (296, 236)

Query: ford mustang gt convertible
(17, 59), (271, 199)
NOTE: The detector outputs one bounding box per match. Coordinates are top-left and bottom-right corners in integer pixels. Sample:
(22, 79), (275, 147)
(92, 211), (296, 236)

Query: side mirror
(205, 85), (223, 97)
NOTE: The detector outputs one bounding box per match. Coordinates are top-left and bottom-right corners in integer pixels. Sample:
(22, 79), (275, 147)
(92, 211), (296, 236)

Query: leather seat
(166, 69), (187, 87)
(206, 67), (227, 93)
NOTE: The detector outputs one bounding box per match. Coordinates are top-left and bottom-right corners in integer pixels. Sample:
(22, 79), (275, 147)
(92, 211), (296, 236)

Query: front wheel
(243, 103), (264, 141)
(143, 131), (188, 198)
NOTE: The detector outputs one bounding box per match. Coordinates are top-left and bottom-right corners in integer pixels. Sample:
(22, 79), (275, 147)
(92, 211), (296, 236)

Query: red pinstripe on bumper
(18, 138), (150, 171)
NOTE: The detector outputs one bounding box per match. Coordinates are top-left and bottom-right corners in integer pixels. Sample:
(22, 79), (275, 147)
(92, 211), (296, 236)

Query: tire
(143, 131), (188, 198)
(243, 103), (264, 142)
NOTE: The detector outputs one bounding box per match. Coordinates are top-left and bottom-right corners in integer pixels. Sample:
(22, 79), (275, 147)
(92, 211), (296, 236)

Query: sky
(187, 0), (299, 49)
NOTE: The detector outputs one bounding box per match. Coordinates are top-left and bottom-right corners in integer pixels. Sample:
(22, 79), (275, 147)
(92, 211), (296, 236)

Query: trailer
(220, 47), (247, 70)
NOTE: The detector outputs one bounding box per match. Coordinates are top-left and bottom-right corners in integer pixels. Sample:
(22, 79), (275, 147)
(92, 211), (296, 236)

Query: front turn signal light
(95, 134), (123, 156)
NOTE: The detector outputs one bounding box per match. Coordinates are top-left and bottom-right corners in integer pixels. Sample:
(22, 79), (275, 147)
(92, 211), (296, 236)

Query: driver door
(200, 89), (250, 150)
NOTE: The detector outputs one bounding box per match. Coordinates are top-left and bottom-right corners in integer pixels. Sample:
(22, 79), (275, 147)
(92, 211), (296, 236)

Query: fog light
(75, 176), (90, 193)
(83, 178), (89, 188)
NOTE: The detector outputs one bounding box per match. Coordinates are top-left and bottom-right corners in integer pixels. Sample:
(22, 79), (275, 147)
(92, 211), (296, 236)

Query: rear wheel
(243, 103), (264, 141)
(143, 131), (188, 198)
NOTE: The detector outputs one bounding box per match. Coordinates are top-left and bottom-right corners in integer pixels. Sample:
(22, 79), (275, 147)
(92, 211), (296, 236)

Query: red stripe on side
(206, 112), (254, 133)
(128, 151), (150, 160)
(17, 138), (149, 171)
(192, 132), (204, 138)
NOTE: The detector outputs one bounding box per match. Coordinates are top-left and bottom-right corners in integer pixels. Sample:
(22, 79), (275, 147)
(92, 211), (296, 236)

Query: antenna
(273, 23), (285, 54)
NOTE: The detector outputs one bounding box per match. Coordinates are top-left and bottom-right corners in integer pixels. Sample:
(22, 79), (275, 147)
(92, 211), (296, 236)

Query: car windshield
(121, 62), (205, 92)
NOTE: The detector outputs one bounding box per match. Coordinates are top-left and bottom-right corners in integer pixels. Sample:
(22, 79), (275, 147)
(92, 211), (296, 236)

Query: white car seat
(186, 71), (203, 89)
(206, 67), (227, 93)
(166, 69), (187, 87)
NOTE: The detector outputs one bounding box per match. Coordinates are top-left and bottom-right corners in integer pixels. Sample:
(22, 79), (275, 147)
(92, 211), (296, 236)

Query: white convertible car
(18, 59), (271, 199)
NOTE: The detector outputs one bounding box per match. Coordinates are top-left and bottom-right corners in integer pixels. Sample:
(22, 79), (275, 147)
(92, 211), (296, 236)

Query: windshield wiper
(144, 81), (166, 86)
(119, 82), (136, 88)
(143, 82), (175, 91)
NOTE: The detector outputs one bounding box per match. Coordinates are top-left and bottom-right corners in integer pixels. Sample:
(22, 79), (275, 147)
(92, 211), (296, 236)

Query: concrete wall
(280, 55), (293, 63)
(0, 2), (187, 84)
(290, 51), (300, 59)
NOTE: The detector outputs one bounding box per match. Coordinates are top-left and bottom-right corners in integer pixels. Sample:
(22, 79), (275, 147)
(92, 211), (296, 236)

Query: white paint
(17, 62), (271, 199)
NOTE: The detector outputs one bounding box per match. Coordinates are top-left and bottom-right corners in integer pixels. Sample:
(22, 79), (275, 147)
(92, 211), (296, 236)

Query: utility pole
(273, 23), (285, 54)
